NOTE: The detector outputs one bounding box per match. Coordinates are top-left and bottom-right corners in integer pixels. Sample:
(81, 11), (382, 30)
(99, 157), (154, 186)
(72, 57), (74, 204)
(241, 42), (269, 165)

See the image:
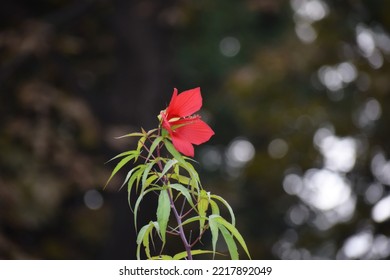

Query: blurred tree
(1, 0), (390, 260)
(171, 0), (390, 259)
(0, 0), (173, 259)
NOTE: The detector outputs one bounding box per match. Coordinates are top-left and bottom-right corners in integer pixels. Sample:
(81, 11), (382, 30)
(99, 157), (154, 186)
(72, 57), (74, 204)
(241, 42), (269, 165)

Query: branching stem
(152, 127), (193, 260)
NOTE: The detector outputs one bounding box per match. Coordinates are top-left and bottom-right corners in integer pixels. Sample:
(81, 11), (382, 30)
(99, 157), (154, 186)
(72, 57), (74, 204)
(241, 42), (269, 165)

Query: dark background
(1, 0), (390, 259)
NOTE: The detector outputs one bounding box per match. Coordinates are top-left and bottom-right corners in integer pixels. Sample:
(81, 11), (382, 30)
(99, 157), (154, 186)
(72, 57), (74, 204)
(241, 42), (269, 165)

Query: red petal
(161, 111), (172, 133)
(171, 134), (195, 157)
(167, 88), (178, 111)
(173, 117), (214, 145)
(166, 87), (202, 118)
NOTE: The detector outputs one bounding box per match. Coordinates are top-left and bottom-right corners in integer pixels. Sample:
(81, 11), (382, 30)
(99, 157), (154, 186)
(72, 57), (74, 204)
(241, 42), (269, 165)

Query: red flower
(160, 87), (215, 157)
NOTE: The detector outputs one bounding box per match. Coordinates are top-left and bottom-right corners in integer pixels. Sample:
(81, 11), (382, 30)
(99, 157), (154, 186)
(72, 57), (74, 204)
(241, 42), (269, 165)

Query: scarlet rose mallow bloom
(159, 87), (215, 157)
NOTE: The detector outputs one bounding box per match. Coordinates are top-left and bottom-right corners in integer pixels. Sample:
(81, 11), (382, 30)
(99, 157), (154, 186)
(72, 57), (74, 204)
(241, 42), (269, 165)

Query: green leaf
(210, 194), (236, 226)
(218, 223), (239, 260)
(115, 132), (145, 139)
(164, 139), (185, 163)
(119, 164), (140, 191)
(136, 221), (159, 260)
(126, 164), (146, 211)
(146, 136), (164, 160)
(136, 223), (149, 245)
(136, 135), (147, 153)
(104, 153), (138, 188)
(161, 128), (168, 138)
(170, 173), (191, 185)
(210, 200), (220, 216)
(177, 216), (208, 229)
(178, 161), (201, 194)
(197, 190), (209, 232)
(173, 250), (216, 260)
(213, 215), (251, 259)
(156, 189), (170, 244)
(136, 223), (151, 260)
(128, 164), (146, 194)
(141, 158), (160, 194)
(105, 150), (137, 164)
(183, 156), (199, 164)
(134, 187), (163, 231)
(159, 158), (178, 180)
(150, 255), (173, 260)
(209, 215), (219, 259)
(169, 183), (195, 209)
(164, 142), (201, 189)
(145, 128), (158, 136)
(116, 128), (157, 139)
(143, 174), (158, 190)
(179, 160), (200, 181)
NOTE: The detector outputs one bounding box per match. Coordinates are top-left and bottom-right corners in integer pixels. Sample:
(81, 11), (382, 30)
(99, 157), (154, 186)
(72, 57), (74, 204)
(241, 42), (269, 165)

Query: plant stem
(153, 128), (193, 260)
(167, 188), (193, 260)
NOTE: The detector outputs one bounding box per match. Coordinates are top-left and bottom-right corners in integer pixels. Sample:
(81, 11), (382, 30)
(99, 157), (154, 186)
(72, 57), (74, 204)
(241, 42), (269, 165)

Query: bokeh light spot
(372, 195), (390, 223)
(220, 36), (240, 57)
(84, 190), (104, 210)
(342, 231), (373, 259)
(268, 138), (289, 159)
(226, 138), (255, 167)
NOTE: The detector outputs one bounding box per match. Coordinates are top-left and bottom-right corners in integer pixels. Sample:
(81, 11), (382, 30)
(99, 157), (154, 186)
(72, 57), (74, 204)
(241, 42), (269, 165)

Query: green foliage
(106, 127), (250, 259)
(156, 189), (170, 244)
(3, 0), (389, 260)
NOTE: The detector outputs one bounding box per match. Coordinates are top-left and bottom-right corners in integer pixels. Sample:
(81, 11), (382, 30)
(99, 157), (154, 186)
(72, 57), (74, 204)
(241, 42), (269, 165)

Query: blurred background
(1, 0), (390, 259)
